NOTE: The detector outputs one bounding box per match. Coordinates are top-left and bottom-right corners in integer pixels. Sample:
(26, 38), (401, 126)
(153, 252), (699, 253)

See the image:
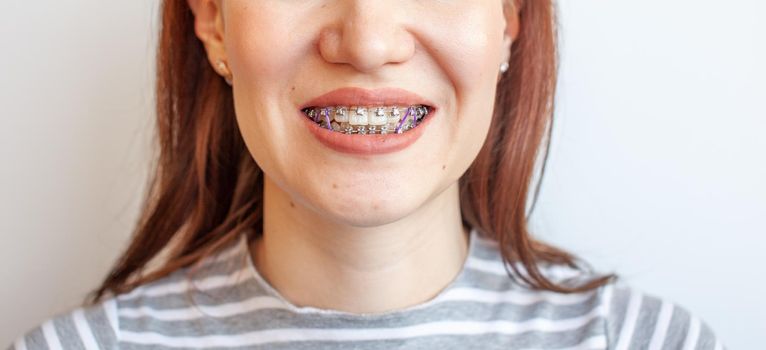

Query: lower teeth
(302, 105), (430, 135)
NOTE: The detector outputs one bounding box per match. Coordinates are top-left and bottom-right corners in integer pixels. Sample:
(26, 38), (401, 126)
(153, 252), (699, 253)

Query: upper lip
(301, 87), (435, 109)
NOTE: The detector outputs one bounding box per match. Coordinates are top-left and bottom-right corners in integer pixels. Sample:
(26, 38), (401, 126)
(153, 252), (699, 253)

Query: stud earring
(499, 61), (510, 74)
(215, 58), (233, 86)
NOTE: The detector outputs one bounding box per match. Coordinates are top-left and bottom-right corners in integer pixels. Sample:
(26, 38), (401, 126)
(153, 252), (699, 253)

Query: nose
(318, 1), (415, 73)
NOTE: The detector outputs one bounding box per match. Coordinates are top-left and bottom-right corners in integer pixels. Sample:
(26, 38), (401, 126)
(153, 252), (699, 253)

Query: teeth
(334, 107), (349, 123)
(389, 107), (401, 125)
(302, 105), (430, 135)
(370, 107), (387, 126)
(350, 107), (368, 126)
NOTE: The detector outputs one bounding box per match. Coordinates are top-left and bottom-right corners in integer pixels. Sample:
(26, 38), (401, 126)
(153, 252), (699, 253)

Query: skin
(188, 0), (518, 314)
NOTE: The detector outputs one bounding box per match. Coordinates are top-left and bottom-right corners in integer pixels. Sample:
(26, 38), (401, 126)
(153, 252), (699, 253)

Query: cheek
(222, 4), (313, 173)
(420, 7), (505, 171)
(422, 7), (506, 95)
(223, 3), (305, 84)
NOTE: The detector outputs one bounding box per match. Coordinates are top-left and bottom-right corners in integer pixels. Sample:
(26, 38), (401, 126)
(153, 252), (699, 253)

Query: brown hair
(87, 0), (617, 304)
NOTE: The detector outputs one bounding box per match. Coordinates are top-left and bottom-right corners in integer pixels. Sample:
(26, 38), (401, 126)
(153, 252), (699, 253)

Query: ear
(502, 0), (520, 63)
(187, 0), (227, 64)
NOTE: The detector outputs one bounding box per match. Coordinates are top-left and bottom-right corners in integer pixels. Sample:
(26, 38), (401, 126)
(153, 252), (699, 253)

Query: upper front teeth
(352, 107), (369, 125)
(302, 105), (430, 134)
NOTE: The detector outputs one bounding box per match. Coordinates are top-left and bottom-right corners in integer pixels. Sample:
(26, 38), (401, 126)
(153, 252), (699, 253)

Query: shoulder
(6, 298), (119, 350)
(6, 235), (252, 350)
(600, 280), (728, 350)
(468, 231), (729, 349)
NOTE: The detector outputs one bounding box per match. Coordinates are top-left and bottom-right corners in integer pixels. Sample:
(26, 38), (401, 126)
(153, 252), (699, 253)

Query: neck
(251, 176), (470, 314)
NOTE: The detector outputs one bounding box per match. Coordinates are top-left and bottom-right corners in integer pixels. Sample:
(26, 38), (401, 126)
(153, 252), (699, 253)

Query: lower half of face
(225, 0), (508, 226)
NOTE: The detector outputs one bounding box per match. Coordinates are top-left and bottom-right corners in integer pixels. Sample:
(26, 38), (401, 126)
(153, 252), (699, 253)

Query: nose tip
(318, 5), (415, 73)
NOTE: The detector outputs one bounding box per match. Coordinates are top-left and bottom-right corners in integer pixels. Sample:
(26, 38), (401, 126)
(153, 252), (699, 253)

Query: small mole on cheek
(289, 201), (295, 208)
(442, 165), (446, 170)
(332, 183), (338, 189)
(291, 86), (296, 91)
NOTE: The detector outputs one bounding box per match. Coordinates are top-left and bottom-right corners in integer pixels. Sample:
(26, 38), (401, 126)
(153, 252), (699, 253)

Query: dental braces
(303, 105), (430, 134)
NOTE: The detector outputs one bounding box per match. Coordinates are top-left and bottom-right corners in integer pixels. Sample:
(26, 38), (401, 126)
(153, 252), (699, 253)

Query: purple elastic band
(324, 107), (332, 131)
(395, 107), (413, 134)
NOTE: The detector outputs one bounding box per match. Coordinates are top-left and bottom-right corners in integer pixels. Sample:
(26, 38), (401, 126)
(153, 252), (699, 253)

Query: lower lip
(300, 109), (436, 155)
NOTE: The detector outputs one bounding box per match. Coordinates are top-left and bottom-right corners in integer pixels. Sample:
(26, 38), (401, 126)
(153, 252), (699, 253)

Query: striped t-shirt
(8, 228), (727, 349)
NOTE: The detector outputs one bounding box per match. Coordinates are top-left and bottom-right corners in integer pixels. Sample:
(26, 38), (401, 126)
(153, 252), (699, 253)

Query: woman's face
(215, 0), (513, 226)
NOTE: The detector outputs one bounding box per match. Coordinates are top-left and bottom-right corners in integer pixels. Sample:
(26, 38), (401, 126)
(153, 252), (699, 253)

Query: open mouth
(300, 105), (432, 135)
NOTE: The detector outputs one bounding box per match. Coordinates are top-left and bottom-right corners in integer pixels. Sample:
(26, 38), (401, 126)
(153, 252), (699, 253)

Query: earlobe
(188, 0), (230, 83)
(503, 35), (513, 55)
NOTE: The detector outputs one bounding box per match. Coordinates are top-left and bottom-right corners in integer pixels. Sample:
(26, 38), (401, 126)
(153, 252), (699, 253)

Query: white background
(1, 1), (763, 348)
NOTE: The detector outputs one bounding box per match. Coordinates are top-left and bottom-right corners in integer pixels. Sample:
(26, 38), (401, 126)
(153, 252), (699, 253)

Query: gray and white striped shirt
(7, 228), (726, 349)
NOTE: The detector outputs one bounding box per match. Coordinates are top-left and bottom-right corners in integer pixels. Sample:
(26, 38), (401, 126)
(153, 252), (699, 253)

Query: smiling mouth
(300, 105), (431, 135)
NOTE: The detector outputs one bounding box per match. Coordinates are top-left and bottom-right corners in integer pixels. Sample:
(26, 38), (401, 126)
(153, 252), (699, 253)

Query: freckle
(442, 165), (446, 170)
(291, 86), (296, 91)
(289, 201), (295, 208)
(332, 183), (338, 189)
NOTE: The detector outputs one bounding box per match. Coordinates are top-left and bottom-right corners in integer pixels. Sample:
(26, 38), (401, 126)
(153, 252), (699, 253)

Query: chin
(306, 187), (428, 228)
